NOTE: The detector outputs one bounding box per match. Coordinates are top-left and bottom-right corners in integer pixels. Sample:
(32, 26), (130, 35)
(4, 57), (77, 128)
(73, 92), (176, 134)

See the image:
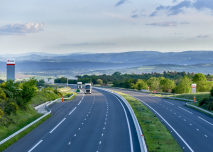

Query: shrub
(199, 97), (208, 106)
(4, 102), (18, 115)
(0, 108), (4, 118)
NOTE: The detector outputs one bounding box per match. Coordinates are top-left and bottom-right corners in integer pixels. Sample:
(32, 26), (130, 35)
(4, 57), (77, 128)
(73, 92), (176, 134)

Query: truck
(85, 83), (92, 94)
(77, 82), (82, 89)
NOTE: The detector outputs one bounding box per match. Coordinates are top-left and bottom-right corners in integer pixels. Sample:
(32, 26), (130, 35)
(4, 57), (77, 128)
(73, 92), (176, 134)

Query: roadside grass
(0, 106), (51, 151)
(30, 91), (60, 107)
(166, 92), (210, 102)
(116, 91), (182, 152)
(0, 90), (77, 151)
(64, 92), (77, 100)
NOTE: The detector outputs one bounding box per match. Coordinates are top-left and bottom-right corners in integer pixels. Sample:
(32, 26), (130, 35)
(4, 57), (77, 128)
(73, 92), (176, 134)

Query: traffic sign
(169, 89), (171, 92)
(153, 90), (157, 93)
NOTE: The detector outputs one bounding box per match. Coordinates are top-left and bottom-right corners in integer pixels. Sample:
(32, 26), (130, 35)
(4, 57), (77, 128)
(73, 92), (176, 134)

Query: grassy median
(116, 91), (182, 152)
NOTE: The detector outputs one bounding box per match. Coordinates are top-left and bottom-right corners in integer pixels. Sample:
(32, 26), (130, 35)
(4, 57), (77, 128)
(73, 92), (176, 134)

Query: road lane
(4, 86), (140, 152)
(107, 88), (213, 152)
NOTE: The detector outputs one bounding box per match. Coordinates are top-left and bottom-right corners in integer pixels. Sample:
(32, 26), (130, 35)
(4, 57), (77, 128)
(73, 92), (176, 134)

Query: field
(0, 73), (54, 81)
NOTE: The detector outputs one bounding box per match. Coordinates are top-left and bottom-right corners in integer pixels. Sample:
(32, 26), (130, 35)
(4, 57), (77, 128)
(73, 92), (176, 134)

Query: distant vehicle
(85, 83), (92, 94)
(77, 82), (82, 89)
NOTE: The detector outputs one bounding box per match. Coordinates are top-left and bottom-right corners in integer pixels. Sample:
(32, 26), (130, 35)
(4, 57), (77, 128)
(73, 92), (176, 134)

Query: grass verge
(116, 91), (182, 152)
(64, 92), (77, 101)
(165, 92), (210, 102)
(0, 113), (51, 151)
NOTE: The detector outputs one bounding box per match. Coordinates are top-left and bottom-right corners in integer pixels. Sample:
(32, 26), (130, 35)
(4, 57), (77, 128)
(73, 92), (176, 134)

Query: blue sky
(0, 0), (213, 54)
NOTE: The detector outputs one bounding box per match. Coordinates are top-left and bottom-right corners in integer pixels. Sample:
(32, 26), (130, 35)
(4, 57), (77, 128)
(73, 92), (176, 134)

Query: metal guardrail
(95, 87), (147, 152)
(0, 94), (74, 146)
(185, 103), (213, 116)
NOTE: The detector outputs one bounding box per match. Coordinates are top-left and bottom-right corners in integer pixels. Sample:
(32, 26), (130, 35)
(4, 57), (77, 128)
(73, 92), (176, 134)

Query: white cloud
(197, 34), (213, 38)
(61, 42), (116, 46)
(146, 21), (177, 26)
(0, 23), (44, 35)
(180, 21), (190, 24)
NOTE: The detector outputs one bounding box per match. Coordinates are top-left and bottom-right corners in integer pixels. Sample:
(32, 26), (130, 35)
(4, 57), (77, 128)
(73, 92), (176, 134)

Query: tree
(160, 78), (176, 92)
(132, 79), (148, 90)
(0, 108), (3, 118)
(17, 78), (37, 108)
(174, 76), (191, 94)
(97, 79), (103, 85)
(192, 73), (208, 92)
(38, 79), (45, 84)
(147, 77), (164, 91)
(112, 72), (121, 76)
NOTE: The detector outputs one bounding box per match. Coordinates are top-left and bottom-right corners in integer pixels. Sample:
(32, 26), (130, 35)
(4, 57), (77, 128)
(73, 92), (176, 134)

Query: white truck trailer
(85, 83), (92, 94)
(77, 82), (82, 89)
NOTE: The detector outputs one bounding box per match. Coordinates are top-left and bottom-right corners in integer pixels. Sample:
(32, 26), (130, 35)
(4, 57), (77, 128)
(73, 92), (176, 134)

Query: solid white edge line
(49, 118), (66, 133)
(113, 95), (134, 152)
(178, 106), (193, 114)
(28, 140), (43, 152)
(198, 116), (213, 126)
(135, 97), (194, 152)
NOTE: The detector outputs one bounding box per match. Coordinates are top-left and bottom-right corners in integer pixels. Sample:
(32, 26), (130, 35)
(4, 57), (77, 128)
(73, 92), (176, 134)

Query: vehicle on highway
(77, 82), (82, 89)
(85, 83), (92, 94)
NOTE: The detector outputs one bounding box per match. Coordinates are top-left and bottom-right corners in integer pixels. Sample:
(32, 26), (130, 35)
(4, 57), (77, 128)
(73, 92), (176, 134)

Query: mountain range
(1, 51), (213, 73)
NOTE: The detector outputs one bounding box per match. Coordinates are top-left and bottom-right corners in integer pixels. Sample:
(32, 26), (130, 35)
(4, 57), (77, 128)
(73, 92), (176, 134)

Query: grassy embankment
(165, 92), (210, 102)
(116, 91), (182, 152)
(0, 87), (75, 151)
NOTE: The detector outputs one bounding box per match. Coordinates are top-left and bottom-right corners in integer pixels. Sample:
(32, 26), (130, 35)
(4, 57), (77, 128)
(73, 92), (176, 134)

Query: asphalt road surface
(108, 88), (213, 152)
(3, 86), (140, 152)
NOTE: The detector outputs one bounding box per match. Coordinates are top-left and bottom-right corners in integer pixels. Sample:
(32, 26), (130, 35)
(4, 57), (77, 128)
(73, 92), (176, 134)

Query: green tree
(38, 79), (45, 84)
(17, 78), (37, 108)
(147, 77), (164, 91)
(0, 108), (3, 118)
(192, 73), (208, 92)
(97, 79), (103, 84)
(160, 78), (176, 92)
(132, 79), (148, 90)
(174, 76), (191, 94)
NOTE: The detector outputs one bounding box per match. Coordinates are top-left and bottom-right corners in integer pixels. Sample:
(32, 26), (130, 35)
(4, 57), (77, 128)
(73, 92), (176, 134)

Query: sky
(0, 0), (213, 54)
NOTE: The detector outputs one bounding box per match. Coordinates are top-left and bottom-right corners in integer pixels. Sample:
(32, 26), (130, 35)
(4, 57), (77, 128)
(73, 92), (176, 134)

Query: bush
(4, 102), (18, 115)
(0, 108), (4, 118)
(54, 89), (62, 96)
(210, 87), (213, 97)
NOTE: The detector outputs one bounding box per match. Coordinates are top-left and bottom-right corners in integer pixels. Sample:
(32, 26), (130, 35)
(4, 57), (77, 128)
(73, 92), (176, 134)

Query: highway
(108, 88), (213, 152)
(3, 86), (140, 152)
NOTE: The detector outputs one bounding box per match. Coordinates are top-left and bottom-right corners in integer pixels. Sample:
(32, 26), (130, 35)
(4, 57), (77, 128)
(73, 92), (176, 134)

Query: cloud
(150, 0), (213, 16)
(61, 42), (116, 46)
(0, 23), (44, 35)
(180, 21), (190, 24)
(130, 9), (146, 18)
(197, 34), (213, 38)
(146, 21), (177, 26)
(115, 0), (127, 7)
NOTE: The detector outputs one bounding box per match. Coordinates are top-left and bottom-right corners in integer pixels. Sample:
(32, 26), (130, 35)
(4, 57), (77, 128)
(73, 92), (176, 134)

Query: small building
(44, 78), (54, 84)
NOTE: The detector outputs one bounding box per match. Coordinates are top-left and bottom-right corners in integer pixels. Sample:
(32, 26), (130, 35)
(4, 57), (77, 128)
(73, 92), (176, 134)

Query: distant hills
(1, 51), (213, 75)
(1, 51), (213, 65)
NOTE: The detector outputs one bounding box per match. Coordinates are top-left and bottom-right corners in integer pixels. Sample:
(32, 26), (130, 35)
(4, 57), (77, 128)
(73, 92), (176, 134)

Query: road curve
(3, 86), (140, 152)
(108, 88), (213, 152)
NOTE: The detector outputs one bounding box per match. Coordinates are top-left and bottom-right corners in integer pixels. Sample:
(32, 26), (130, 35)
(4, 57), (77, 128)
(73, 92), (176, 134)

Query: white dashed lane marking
(178, 106), (193, 114)
(198, 116), (213, 126)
